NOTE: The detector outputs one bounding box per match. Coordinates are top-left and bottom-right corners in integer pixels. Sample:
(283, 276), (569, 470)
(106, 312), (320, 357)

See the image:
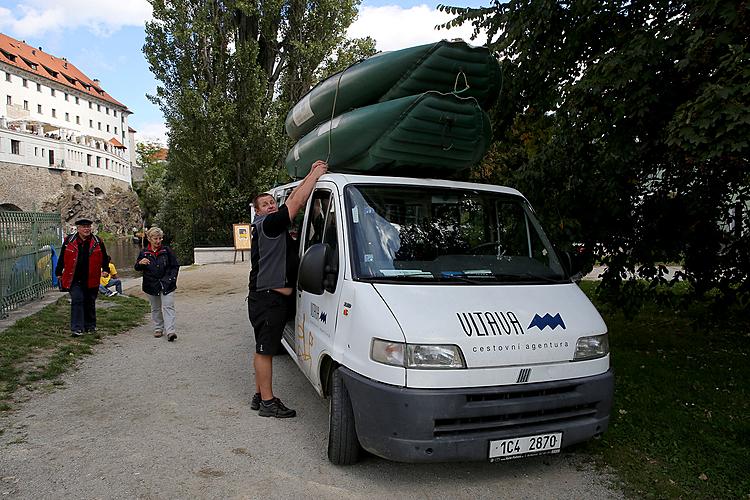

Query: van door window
(304, 190), (332, 251)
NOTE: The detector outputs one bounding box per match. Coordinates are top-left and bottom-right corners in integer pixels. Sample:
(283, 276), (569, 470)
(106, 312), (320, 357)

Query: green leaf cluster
(440, 0), (749, 309)
(143, 0), (363, 262)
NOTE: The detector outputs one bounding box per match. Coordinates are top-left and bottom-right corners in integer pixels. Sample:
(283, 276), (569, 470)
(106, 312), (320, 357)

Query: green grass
(0, 294), (150, 409)
(578, 281), (750, 499)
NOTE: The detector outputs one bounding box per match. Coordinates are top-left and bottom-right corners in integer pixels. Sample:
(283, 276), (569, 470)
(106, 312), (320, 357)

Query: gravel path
(0, 263), (623, 499)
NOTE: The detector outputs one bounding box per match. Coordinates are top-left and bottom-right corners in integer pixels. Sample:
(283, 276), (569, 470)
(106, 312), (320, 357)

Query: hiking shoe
(110, 291), (119, 296)
(250, 392), (261, 411)
(71, 330), (83, 337)
(85, 327), (97, 333)
(258, 397), (296, 418)
(167, 333), (177, 342)
(154, 330), (163, 338)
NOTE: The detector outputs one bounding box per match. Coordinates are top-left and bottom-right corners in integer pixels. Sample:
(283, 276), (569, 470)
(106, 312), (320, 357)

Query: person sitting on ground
(99, 261), (123, 296)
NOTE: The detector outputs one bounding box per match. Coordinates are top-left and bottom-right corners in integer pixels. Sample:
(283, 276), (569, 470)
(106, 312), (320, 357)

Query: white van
(269, 173), (613, 465)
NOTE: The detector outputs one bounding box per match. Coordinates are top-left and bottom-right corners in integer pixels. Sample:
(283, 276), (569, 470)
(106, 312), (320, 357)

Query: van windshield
(344, 185), (567, 284)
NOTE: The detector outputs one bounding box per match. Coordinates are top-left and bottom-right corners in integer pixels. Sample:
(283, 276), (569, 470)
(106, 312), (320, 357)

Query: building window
(22, 78), (28, 87)
(75, 96), (79, 104)
(97, 104), (101, 111)
(6, 95), (11, 105)
(89, 119), (93, 127)
(106, 124), (110, 132)
(96, 156), (101, 168)
(98, 122), (101, 130)
(76, 115), (80, 124)
(51, 88), (55, 96)
(23, 100), (28, 110)
(37, 104), (42, 113)
(113, 110), (117, 117)
(65, 112), (70, 121)
(36, 82), (41, 92)
(52, 108), (57, 118)
(11, 140), (20, 155)
(35, 147), (38, 156)
(64, 93), (69, 101)
(5, 73), (10, 82)
(106, 158), (109, 169)
(87, 154), (92, 166)
(106, 107), (110, 115)
(114, 126), (118, 134)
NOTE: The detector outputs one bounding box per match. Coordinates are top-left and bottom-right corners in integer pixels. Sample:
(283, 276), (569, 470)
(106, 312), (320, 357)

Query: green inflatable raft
(286, 39), (500, 141)
(285, 92), (492, 178)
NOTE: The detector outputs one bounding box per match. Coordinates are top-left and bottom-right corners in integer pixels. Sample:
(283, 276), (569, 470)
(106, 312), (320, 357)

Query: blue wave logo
(528, 313), (566, 331)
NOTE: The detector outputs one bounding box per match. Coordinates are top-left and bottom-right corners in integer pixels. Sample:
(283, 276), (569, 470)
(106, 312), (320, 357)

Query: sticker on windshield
(351, 207), (359, 224)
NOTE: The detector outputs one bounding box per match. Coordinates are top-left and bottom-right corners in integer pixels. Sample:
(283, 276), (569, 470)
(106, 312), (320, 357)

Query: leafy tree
(439, 0), (749, 311)
(133, 142), (167, 227)
(144, 0), (363, 262)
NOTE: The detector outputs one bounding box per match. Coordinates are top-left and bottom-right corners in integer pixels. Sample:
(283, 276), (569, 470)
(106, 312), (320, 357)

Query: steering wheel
(469, 241), (506, 255)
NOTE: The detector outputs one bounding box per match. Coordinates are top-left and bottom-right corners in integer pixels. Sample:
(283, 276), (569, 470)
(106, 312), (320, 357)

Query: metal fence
(0, 212), (63, 317)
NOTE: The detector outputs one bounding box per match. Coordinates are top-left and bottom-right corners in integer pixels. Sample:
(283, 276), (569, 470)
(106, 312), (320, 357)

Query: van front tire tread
(328, 368), (361, 465)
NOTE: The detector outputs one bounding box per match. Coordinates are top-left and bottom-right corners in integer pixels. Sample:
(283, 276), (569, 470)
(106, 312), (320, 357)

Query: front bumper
(340, 367), (614, 463)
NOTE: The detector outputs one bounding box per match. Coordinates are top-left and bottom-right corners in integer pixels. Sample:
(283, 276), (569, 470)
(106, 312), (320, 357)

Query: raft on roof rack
(285, 39), (500, 141)
(285, 92), (492, 179)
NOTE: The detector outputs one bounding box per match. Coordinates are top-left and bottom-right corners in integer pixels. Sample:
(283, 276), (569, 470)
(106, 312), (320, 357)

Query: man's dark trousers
(70, 283), (98, 332)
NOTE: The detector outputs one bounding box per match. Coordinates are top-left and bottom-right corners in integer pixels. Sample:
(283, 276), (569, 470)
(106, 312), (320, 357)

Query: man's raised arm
(284, 160), (328, 221)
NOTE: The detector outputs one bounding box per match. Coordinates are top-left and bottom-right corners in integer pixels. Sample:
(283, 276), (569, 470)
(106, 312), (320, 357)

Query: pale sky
(0, 0), (488, 145)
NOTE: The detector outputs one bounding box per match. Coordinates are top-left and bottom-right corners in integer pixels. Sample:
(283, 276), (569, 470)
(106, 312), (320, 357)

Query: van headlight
(573, 334), (609, 360)
(371, 339), (466, 368)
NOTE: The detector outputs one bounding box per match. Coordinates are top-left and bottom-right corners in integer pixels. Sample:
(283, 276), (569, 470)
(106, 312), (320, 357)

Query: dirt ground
(0, 263), (623, 499)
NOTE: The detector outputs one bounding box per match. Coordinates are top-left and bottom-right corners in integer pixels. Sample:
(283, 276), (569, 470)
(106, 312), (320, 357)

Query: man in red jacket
(55, 218), (110, 337)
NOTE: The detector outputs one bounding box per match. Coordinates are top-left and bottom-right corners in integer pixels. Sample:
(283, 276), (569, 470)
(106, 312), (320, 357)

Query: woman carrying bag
(135, 226), (180, 341)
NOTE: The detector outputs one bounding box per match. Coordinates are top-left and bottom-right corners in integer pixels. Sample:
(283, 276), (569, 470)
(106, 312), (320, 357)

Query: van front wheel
(328, 368), (361, 465)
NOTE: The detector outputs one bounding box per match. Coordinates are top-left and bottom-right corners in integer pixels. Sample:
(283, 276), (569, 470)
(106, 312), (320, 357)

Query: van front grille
(466, 385), (576, 403)
(433, 403), (598, 437)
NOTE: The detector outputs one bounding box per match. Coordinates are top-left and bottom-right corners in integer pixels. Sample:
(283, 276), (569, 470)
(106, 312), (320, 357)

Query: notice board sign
(233, 223), (251, 250)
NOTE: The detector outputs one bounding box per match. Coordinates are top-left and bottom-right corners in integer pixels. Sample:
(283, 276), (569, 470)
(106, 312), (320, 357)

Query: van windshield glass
(344, 185), (567, 284)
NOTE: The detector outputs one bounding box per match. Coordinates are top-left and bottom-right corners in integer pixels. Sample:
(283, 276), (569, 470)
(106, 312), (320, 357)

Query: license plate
(489, 432), (562, 461)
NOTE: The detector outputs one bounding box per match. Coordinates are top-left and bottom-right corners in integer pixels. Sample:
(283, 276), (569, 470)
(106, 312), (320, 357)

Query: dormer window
(42, 65), (58, 78)
(21, 57), (37, 70)
(0, 49), (16, 62)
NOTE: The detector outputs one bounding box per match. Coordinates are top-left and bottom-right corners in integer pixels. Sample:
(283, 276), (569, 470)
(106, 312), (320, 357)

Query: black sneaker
(250, 392), (261, 411)
(167, 333), (177, 342)
(71, 330), (83, 337)
(85, 327), (97, 333)
(258, 397), (296, 418)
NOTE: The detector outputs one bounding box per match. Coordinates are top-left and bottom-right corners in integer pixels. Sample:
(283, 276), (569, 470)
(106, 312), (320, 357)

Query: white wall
(0, 62), (131, 167)
(0, 128), (131, 183)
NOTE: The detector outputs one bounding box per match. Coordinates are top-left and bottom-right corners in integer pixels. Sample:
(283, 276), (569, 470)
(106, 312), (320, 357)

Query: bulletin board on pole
(233, 223), (251, 263)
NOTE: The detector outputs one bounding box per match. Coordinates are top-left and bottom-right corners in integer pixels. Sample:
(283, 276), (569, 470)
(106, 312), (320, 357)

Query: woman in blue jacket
(135, 226), (180, 341)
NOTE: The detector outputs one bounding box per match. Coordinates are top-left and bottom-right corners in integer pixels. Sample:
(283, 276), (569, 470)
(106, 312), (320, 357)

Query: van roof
(270, 173), (524, 198)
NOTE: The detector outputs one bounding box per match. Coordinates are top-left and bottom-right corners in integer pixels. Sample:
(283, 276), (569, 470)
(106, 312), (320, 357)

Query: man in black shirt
(248, 160), (327, 418)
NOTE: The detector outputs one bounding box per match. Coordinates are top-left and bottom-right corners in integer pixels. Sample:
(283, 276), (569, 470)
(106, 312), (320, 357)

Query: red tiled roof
(153, 148), (168, 161)
(0, 32), (128, 110)
(109, 137), (125, 148)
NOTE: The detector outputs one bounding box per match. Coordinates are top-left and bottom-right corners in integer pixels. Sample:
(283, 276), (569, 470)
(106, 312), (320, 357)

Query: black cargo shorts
(247, 290), (293, 355)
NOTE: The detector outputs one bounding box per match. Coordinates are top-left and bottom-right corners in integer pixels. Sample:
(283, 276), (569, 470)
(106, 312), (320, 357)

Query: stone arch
(0, 203), (22, 211)
(73, 183), (83, 192)
(93, 187), (105, 199)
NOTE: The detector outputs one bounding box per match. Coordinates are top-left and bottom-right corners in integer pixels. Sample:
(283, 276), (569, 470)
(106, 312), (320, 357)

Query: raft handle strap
(453, 69), (469, 94)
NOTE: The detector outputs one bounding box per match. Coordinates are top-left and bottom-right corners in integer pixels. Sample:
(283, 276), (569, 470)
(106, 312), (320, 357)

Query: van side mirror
(298, 243), (328, 295)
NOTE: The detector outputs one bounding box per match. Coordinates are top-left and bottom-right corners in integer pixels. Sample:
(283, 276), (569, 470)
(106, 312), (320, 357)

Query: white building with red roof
(0, 32), (135, 212)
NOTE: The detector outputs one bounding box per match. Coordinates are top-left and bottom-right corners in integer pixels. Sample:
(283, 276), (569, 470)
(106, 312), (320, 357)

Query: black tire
(328, 368), (361, 465)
